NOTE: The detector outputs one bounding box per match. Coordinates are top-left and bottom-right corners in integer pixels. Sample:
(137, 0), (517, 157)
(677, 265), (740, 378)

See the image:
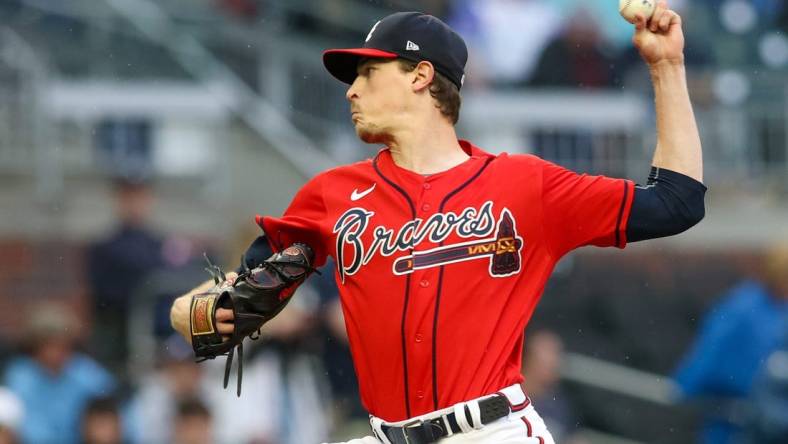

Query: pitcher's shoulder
(490, 152), (550, 171)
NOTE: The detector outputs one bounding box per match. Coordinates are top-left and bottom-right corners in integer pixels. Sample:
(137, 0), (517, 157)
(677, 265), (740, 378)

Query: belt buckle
(399, 418), (424, 444)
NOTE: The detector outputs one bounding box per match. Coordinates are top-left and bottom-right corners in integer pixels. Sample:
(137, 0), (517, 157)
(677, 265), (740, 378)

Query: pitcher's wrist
(649, 57), (685, 73)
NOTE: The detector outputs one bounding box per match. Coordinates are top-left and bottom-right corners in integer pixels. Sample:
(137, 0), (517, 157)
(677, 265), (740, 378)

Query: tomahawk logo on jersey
(256, 140), (634, 422)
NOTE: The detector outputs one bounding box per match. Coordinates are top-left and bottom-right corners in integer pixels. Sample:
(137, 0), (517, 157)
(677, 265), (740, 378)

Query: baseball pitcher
(170, 2), (705, 443)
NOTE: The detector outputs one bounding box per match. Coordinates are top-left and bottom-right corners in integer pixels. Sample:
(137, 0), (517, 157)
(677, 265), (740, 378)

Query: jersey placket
(406, 178), (440, 411)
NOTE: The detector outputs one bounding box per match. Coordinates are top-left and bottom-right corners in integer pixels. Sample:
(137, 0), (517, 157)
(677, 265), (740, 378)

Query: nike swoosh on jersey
(351, 183), (376, 201)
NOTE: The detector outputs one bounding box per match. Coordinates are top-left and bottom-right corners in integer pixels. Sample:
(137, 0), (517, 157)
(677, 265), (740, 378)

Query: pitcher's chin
(356, 125), (388, 145)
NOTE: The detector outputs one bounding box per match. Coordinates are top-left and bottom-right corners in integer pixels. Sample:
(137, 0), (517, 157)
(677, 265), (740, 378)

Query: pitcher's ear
(411, 61), (435, 92)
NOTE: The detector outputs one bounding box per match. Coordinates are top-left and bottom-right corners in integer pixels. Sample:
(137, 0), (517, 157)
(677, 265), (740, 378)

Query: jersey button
(416, 390), (424, 399)
(423, 183), (432, 190)
(421, 203), (431, 212)
(419, 279), (429, 288)
(415, 333), (423, 343)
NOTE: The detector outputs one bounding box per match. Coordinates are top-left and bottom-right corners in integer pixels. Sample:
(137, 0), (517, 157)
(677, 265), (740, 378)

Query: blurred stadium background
(0, 0), (786, 443)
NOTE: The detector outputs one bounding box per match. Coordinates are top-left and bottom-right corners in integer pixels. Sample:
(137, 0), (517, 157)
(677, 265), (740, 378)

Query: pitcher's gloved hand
(189, 243), (317, 395)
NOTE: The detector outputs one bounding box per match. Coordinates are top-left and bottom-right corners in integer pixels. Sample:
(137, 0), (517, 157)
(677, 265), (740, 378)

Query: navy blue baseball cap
(323, 12), (468, 90)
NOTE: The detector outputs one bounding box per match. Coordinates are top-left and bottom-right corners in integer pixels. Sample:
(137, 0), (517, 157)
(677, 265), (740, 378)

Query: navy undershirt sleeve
(236, 235), (274, 272)
(626, 167), (707, 242)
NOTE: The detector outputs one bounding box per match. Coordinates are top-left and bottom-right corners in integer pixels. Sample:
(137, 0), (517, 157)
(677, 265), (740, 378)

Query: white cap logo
(405, 41), (420, 51)
(366, 20), (381, 42)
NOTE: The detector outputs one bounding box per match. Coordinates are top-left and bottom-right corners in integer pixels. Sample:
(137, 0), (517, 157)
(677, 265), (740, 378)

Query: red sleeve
(255, 173), (329, 267)
(541, 160), (635, 258)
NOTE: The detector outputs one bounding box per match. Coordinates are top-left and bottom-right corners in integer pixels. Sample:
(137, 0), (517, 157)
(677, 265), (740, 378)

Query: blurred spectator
(746, 327), (788, 444)
(80, 396), (124, 444)
(172, 398), (213, 444)
(128, 335), (206, 444)
(146, 270), (333, 443)
(673, 243), (788, 444)
(522, 329), (581, 444)
(526, 9), (621, 175)
(0, 388), (23, 444)
(3, 305), (116, 444)
(555, 0), (644, 47)
(448, 0), (562, 86)
(529, 10), (618, 88)
(745, 243), (788, 444)
(87, 178), (164, 374)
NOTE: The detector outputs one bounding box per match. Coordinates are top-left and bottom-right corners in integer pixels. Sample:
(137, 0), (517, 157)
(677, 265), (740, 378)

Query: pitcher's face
(346, 59), (413, 143)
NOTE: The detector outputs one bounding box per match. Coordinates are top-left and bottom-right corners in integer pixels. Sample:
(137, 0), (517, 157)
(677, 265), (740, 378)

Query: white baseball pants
(326, 384), (554, 444)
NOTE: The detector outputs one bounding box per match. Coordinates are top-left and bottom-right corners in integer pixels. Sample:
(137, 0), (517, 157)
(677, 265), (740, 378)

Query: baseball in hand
(619, 0), (656, 23)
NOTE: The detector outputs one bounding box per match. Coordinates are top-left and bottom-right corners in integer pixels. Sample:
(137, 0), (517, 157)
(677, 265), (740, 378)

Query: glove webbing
(240, 251), (322, 279)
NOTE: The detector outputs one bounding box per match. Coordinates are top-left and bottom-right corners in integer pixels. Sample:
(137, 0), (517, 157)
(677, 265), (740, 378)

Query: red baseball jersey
(257, 140), (634, 422)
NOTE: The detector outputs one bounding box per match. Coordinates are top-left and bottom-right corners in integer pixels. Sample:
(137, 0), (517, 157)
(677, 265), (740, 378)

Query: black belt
(379, 395), (511, 444)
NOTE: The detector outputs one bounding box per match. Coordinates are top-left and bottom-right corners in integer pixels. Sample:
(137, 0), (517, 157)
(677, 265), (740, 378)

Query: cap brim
(323, 48), (398, 85)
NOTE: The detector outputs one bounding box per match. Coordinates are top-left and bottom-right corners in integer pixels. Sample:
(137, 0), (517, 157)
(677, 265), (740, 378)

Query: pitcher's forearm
(649, 60), (703, 182)
(170, 279), (215, 342)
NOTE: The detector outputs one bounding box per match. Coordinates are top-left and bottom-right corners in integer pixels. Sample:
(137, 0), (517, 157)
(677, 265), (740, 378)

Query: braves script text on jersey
(257, 141), (635, 422)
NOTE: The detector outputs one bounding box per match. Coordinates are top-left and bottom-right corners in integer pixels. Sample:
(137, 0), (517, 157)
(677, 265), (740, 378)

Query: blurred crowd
(219, 0), (788, 89)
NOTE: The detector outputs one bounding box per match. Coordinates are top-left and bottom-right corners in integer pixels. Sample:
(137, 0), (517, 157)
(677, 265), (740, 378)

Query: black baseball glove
(189, 243), (317, 395)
